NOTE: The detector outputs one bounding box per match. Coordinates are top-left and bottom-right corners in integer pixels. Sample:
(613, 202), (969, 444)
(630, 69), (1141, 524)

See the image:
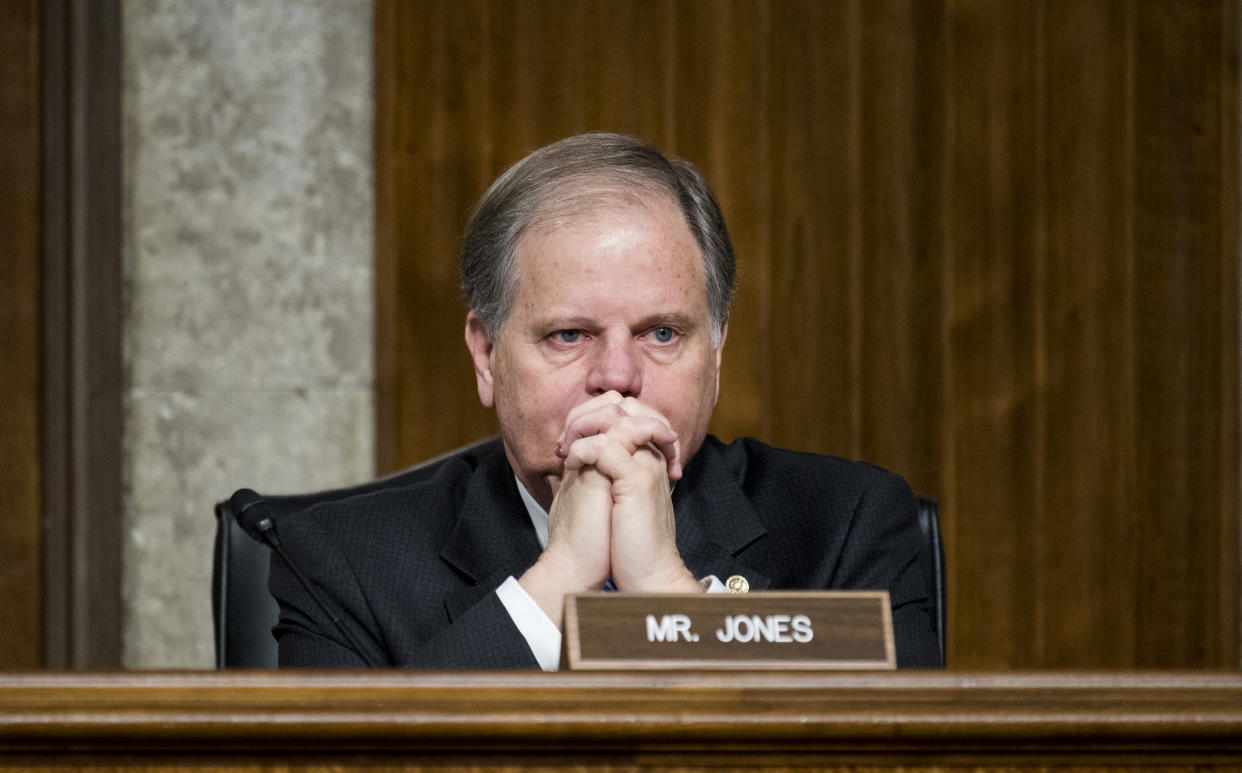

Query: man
(271, 133), (940, 668)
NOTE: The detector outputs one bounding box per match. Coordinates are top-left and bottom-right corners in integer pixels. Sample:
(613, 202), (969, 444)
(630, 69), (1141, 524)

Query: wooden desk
(1, 671), (1240, 769)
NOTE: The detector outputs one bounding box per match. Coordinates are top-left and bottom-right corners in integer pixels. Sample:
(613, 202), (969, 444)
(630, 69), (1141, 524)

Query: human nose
(585, 334), (643, 397)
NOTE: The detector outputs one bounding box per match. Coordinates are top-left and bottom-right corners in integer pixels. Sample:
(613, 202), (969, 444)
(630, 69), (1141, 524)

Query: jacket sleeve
(268, 509), (540, 669)
(834, 469), (942, 668)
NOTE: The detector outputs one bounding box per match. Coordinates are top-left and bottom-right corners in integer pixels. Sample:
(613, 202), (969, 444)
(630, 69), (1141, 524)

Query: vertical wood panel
(0, 0), (44, 668)
(581, 0), (673, 142)
(947, 0), (1043, 668)
(377, 0), (498, 468)
(1217, 0), (1242, 669)
(488, 0), (587, 153)
(858, 0), (948, 498)
(768, 0), (858, 459)
(1131, 0), (1239, 667)
(376, 0), (1241, 668)
(40, 0), (124, 669)
(0, 0), (126, 670)
(1038, 0), (1136, 667)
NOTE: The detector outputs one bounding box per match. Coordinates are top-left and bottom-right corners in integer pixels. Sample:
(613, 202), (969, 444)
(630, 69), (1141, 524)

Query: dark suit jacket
(270, 435), (941, 668)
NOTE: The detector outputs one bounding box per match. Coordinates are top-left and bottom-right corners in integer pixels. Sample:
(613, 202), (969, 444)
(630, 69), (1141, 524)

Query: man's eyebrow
(527, 312), (701, 332)
(529, 313), (595, 331)
(633, 312), (699, 331)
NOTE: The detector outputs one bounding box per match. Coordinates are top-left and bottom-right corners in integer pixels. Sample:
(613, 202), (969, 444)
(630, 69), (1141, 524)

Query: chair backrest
(914, 497), (947, 667)
(213, 439), (947, 668)
(211, 436), (500, 668)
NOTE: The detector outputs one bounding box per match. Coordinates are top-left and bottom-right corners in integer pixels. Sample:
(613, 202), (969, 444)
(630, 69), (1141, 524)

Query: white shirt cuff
(701, 574), (727, 593)
(495, 575), (562, 671)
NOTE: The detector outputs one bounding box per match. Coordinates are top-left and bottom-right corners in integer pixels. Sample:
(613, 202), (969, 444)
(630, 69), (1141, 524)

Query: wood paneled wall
(0, 0), (45, 668)
(376, 0), (1241, 668)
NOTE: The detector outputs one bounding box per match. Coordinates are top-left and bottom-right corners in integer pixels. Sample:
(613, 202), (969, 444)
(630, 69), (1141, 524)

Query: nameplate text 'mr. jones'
(562, 591), (895, 670)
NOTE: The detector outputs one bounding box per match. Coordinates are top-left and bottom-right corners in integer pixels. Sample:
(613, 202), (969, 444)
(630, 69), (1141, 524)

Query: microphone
(231, 488), (281, 546)
(229, 489), (380, 668)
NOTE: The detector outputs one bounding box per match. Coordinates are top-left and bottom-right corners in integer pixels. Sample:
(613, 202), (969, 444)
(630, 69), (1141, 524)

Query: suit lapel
(673, 438), (772, 591)
(439, 446), (543, 620)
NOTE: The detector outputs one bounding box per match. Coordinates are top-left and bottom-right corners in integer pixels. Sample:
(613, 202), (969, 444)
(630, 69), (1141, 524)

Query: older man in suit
(271, 133), (940, 669)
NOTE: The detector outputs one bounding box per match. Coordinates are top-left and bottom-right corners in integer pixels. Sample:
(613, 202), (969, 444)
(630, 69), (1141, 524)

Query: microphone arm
(230, 489), (380, 668)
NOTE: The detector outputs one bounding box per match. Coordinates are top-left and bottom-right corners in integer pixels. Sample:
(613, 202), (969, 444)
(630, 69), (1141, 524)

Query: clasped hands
(519, 391), (703, 627)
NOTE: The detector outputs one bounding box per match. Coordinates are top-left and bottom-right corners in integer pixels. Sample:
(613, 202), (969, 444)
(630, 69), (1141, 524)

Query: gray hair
(460, 133), (736, 346)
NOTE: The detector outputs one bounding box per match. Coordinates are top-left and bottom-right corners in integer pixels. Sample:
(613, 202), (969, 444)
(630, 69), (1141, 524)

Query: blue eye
(553, 330), (581, 343)
(652, 326), (675, 343)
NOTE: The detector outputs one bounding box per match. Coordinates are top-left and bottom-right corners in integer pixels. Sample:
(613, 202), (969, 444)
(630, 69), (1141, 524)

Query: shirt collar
(515, 476), (550, 549)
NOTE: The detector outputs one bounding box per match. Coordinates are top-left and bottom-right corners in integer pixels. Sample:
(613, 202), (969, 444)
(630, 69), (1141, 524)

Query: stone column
(121, 0), (374, 667)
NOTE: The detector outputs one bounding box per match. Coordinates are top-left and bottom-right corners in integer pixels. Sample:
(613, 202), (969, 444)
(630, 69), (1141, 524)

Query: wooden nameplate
(562, 591), (895, 670)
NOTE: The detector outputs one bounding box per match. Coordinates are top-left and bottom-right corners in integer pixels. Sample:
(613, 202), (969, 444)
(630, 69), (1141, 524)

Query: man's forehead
(505, 206), (708, 325)
(515, 203), (704, 283)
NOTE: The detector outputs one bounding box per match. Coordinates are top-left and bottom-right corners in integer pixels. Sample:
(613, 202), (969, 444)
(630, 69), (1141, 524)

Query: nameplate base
(562, 591), (895, 670)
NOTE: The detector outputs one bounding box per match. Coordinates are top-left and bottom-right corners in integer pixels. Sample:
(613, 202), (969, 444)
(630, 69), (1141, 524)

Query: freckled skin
(465, 194), (725, 510)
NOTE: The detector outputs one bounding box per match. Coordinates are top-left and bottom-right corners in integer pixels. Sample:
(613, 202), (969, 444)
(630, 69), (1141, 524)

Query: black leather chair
(914, 497), (947, 667)
(213, 438), (947, 668)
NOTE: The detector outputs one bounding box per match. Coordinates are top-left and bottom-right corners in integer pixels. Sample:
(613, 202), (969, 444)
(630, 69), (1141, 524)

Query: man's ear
(464, 311), (497, 408)
(712, 319), (729, 403)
